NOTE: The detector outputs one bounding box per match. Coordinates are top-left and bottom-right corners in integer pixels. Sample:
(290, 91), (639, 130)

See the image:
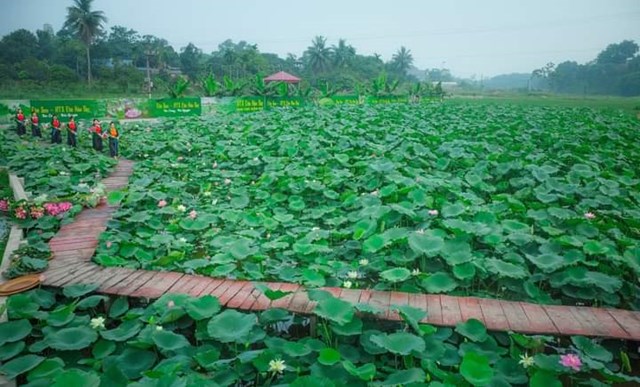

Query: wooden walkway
(42, 160), (640, 341)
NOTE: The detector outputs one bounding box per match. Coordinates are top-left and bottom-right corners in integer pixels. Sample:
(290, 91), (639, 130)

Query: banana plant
(276, 82), (289, 97)
(370, 73), (399, 96)
(222, 75), (245, 96)
(201, 73), (221, 97)
(166, 77), (190, 98)
(296, 83), (312, 98)
(318, 81), (337, 98)
(251, 74), (277, 96)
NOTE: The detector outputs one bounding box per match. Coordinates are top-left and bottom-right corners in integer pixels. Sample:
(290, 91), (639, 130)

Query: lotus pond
(93, 104), (640, 309)
(0, 128), (116, 278)
(0, 285), (638, 386)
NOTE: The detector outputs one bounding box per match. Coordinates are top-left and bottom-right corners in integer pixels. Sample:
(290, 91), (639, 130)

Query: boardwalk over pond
(43, 160), (640, 341)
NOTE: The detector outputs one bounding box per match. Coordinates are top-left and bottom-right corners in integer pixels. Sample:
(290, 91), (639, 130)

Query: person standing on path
(90, 118), (103, 151)
(107, 122), (120, 159)
(30, 110), (41, 138)
(66, 116), (78, 147)
(50, 114), (62, 144)
(15, 108), (26, 136)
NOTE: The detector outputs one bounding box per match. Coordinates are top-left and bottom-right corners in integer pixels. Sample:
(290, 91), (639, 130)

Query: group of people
(14, 108), (120, 158)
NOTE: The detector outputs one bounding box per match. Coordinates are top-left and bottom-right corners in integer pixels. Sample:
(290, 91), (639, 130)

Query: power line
(168, 10), (640, 49)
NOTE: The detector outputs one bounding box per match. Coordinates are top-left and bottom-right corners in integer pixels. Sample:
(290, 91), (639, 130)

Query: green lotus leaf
(207, 310), (257, 343)
(47, 326), (98, 350)
(152, 330), (191, 351)
(370, 332), (425, 355)
(342, 360), (376, 381)
(526, 253), (566, 272)
(26, 357), (64, 382)
(62, 283), (100, 298)
(314, 297), (354, 325)
(460, 352), (494, 386)
(185, 295), (221, 320)
(112, 348), (157, 379)
(0, 341), (25, 362)
(485, 258), (528, 279)
(456, 319), (488, 342)
(379, 267), (411, 283)
(571, 336), (612, 362)
(0, 354), (44, 380)
(420, 272), (458, 293)
(362, 234), (386, 253)
(0, 319), (32, 347)
(380, 368), (425, 386)
(442, 202), (465, 218)
(408, 233), (444, 256)
(100, 319), (142, 342)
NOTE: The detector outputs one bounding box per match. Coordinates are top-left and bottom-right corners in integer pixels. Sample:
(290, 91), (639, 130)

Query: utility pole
(144, 50), (157, 99)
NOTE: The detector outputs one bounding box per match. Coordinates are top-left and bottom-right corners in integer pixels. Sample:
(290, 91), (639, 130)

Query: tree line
(531, 40), (640, 96)
(0, 0), (638, 97)
(0, 0), (428, 98)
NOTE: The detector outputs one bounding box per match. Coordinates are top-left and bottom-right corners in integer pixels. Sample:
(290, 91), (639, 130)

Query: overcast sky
(2, 0), (639, 78)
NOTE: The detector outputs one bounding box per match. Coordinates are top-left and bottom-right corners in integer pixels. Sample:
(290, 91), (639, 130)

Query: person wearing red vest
(30, 110), (41, 138)
(107, 122), (120, 158)
(67, 116), (78, 147)
(90, 118), (103, 151)
(15, 108), (26, 136)
(50, 114), (62, 144)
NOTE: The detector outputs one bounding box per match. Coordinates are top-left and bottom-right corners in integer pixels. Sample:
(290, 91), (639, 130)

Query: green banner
(234, 96), (265, 113)
(331, 95), (362, 105)
(148, 98), (202, 117)
(265, 96), (304, 110)
(366, 95), (409, 105)
(30, 99), (103, 120)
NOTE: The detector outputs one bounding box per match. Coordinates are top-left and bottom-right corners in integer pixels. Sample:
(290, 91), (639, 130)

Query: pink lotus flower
(0, 199), (8, 212)
(167, 300), (175, 308)
(14, 207), (27, 219)
(428, 209), (439, 216)
(106, 241), (112, 248)
(584, 212), (596, 219)
(177, 156), (184, 161)
(559, 353), (582, 371)
(189, 210), (198, 219)
(43, 202), (72, 216)
(158, 199), (167, 208)
(224, 178), (231, 185)
(212, 161), (218, 168)
(30, 207), (44, 219)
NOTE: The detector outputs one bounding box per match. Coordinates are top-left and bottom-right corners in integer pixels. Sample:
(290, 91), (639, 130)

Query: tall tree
(303, 36), (332, 74)
(332, 38), (356, 68)
(390, 46), (413, 76)
(64, 0), (107, 84)
(180, 43), (202, 81)
(596, 40), (639, 65)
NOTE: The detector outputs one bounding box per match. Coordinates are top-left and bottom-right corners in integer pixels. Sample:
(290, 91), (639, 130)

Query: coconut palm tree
(303, 36), (332, 74)
(391, 46), (413, 76)
(332, 38), (356, 68)
(64, 0), (107, 85)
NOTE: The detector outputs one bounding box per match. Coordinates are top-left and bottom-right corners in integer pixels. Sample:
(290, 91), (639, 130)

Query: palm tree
(64, 0), (107, 85)
(391, 46), (413, 76)
(332, 38), (356, 68)
(303, 36), (332, 74)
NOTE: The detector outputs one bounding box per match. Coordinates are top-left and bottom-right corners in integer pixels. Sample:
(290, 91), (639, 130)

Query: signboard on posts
(148, 98), (202, 117)
(30, 100), (103, 120)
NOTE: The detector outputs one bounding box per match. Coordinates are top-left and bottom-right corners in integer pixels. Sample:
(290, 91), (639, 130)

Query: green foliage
(0, 287), (635, 385)
(166, 76), (190, 98)
(84, 104), (640, 308)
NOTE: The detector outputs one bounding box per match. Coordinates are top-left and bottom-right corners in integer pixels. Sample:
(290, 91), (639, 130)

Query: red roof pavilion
(263, 71), (301, 84)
